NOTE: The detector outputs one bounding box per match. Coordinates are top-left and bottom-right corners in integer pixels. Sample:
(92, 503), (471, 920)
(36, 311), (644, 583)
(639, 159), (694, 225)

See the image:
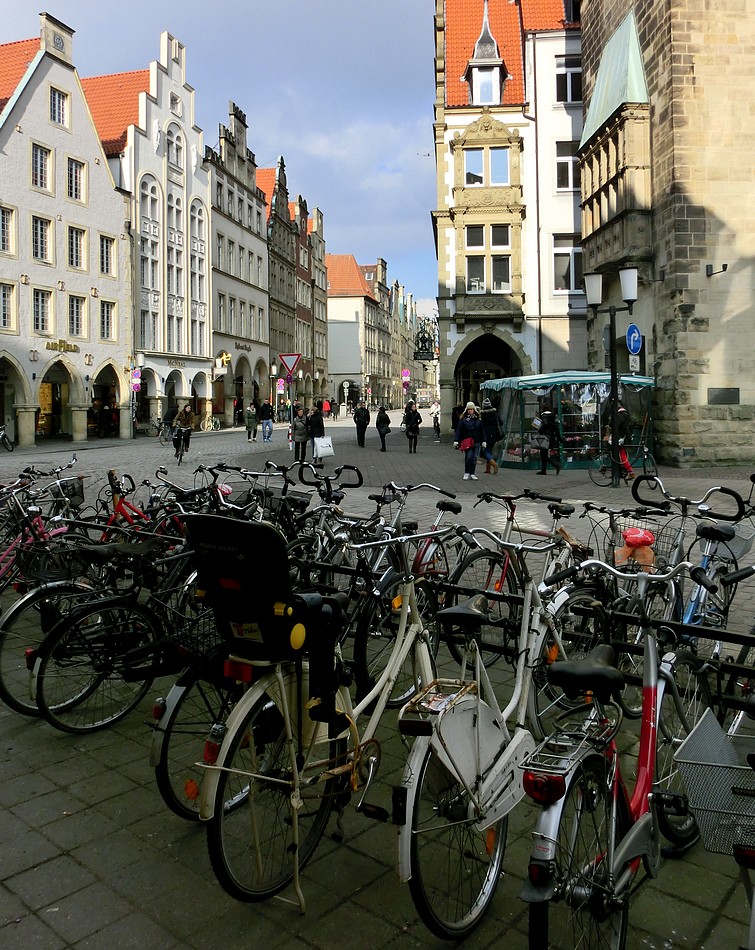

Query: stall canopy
(480, 371), (655, 470)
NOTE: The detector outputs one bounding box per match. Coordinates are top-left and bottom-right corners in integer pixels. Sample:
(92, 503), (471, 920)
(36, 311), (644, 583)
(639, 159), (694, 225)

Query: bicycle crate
(16, 540), (86, 583)
(175, 609), (223, 658)
(49, 476), (86, 509)
(674, 708), (755, 855)
(721, 521), (755, 562)
(589, 514), (682, 573)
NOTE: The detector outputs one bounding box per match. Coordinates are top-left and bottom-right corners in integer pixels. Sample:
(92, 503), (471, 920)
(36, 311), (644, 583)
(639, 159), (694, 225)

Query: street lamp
(270, 362), (277, 407)
(584, 266), (639, 488)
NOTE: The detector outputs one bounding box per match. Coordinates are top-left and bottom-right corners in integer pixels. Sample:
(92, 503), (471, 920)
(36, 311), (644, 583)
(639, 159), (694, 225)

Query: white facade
(0, 14), (131, 445)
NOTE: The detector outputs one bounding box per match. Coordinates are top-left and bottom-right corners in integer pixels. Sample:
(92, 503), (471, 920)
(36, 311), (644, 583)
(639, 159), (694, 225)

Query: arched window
(189, 198), (207, 357)
(190, 200), (205, 242)
(139, 175), (159, 223)
(166, 124), (184, 168)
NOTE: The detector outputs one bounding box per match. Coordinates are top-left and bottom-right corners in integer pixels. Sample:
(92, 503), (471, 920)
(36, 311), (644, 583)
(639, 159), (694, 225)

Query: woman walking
(375, 406), (391, 451)
(454, 402), (486, 480)
(292, 406), (309, 462)
(308, 402), (325, 462)
(537, 409), (562, 475)
(479, 398), (500, 474)
(402, 400), (422, 454)
(244, 401), (258, 443)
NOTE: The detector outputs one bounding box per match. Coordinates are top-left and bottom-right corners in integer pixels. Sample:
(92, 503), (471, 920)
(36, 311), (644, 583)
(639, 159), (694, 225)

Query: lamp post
(270, 362), (277, 408)
(583, 266), (639, 488)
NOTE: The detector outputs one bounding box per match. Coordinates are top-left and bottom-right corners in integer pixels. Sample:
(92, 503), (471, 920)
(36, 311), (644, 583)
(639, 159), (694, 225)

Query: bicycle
(0, 422), (13, 451)
(173, 425), (192, 464)
(201, 416), (221, 432)
(585, 420), (657, 486)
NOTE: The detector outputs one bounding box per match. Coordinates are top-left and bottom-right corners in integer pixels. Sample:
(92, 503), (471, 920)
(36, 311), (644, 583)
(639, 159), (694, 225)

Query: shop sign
(45, 340), (80, 353)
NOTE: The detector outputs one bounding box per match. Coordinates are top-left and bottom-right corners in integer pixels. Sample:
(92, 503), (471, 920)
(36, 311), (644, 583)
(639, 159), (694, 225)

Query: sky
(3, 0), (439, 312)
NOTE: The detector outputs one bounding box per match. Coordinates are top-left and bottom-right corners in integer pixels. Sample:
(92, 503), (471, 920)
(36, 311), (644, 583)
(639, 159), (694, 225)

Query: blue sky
(5, 1), (438, 309)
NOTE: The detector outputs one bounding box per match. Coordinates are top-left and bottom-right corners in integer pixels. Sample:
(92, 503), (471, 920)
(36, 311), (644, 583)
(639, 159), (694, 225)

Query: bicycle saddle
(436, 593), (494, 631)
(696, 520), (736, 543)
(547, 643), (625, 703)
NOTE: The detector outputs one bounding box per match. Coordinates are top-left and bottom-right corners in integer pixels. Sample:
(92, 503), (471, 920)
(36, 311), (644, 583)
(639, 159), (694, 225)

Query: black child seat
(183, 515), (347, 726)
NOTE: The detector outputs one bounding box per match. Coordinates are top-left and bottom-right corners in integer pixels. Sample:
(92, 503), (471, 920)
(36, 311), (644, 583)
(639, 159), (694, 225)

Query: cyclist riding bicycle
(604, 401), (635, 480)
(172, 404), (196, 457)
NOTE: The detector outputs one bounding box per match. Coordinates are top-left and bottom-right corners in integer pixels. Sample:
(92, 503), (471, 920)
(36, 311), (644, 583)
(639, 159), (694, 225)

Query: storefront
(480, 371), (655, 470)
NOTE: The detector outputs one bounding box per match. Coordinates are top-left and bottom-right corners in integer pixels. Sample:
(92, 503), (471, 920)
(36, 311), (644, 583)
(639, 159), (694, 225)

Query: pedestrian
(308, 402), (325, 462)
(292, 406), (308, 462)
(322, 398), (331, 418)
(244, 401), (258, 443)
(259, 398), (274, 442)
(454, 402), (485, 480)
(375, 406), (391, 451)
(430, 400), (441, 442)
(402, 400), (422, 454)
(172, 403), (196, 457)
(479, 398), (501, 474)
(331, 401), (339, 420)
(353, 400), (370, 447)
(614, 402), (636, 480)
(451, 404), (464, 432)
(537, 409), (562, 475)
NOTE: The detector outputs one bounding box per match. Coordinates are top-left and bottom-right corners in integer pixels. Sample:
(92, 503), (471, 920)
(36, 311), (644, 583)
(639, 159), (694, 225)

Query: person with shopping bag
(453, 402), (485, 480)
(308, 402), (327, 462)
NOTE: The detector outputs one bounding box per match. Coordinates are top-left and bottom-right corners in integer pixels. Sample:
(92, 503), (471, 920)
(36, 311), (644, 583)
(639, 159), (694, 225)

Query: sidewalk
(0, 422), (754, 948)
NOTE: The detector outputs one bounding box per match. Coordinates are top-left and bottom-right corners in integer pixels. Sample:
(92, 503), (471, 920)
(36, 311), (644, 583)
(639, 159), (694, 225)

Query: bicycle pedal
(654, 789), (689, 816)
(355, 801), (389, 823)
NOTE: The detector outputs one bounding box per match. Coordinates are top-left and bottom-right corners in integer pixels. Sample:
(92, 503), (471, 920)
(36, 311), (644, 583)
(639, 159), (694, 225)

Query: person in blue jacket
(453, 402), (486, 480)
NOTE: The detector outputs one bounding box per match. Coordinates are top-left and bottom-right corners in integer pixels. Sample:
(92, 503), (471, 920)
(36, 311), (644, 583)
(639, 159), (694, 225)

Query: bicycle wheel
(352, 573), (438, 708)
(531, 587), (608, 740)
(0, 582), (95, 716)
(718, 639), (755, 734)
(154, 663), (243, 821)
(654, 649), (709, 849)
(35, 601), (158, 734)
(641, 451), (657, 478)
(408, 739), (507, 939)
(588, 449), (613, 487)
(446, 549), (520, 667)
(1, 433), (14, 452)
(206, 678), (339, 902)
(159, 426), (172, 446)
(528, 756), (629, 950)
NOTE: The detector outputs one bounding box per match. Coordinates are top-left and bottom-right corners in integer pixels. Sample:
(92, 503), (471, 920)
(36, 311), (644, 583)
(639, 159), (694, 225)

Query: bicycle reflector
(203, 723), (227, 765)
(152, 697), (167, 721)
(523, 770), (566, 806)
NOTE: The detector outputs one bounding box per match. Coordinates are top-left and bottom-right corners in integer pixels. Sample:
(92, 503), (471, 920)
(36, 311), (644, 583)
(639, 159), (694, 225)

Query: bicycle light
(203, 723), (227, 765)
(523, 770), (566, 806)
(152, 697), (167, 721)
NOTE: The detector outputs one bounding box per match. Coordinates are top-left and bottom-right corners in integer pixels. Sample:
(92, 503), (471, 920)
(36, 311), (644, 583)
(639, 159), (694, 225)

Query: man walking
(259, 398), (274, 443)
(353, 401), (370, 447)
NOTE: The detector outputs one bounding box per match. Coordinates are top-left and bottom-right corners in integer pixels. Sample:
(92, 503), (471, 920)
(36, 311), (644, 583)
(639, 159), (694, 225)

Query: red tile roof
(325, 254), (375, 299)
(444, 0), (575, 109)
(0, 38), (39, 113)
(81, 70), (149, 156)
(256, 168), (276, 221)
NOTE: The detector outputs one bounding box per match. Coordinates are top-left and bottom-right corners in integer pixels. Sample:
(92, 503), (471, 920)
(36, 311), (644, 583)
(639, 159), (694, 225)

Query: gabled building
(325, 253), (377, 409)
(290, 195), (314, 406)
(434, 0), (583, 421)
(0, 13), (131, 445)
(308, 208), (329, 406)
(205, 102), (269, 423)
(82, 31), (212, 424)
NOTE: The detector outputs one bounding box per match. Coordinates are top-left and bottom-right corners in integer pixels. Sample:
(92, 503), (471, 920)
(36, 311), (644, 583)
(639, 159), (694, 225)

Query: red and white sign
(278, 353), (301, 375)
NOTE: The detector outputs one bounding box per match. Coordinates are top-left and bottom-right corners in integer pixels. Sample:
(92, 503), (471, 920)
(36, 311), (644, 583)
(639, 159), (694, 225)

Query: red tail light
(523, 770), (566, 806)
(528, 861), (553, 885)
(203, 723), (227, 764)
(734, 844), (755, 870)
(224, 659), (254, 683)
(25, 648), (36, 671)
(152, 697), (167, 721)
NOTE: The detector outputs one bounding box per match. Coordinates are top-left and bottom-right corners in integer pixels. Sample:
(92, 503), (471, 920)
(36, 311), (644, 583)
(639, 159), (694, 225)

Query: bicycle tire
(446, 549), (520, 667)
(206, 675), (340, 901)
(153, 663), (243, 821)
(641, 451), (657, 478)
(654, 649), (708, 848)
(718, 638), (755, 734)
(0, 582), (95, 716)
(588, 450), (613, 487)
(35, 600), (158, 734)
(352, 573), (438, 708)
(530, 587), (608, 740)
(159, 426), (172, 446)
(408, 738), (507, 940)
(528, 755), (630, 950)
(1, 433), (14, 452)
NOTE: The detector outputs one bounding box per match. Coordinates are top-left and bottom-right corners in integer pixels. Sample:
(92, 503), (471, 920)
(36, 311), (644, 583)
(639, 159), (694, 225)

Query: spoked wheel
(642, 451), (657, 478)
(159, 426), (172, 446)
(408, 740), (507, 940)
(446, 549), (520, 667)
(1, 433), (14, 452)
(528, 756), (629, 950)
(588, 450), (613, 487)
(654, 649), (708, 849)
(206, 681), (341, 901)
(352, 574), (438, 708)
(35, 601), (158, 733)
(154, 664), (243, 821)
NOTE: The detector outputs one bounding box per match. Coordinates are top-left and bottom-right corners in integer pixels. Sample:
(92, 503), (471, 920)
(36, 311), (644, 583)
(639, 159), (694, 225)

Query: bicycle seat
(547, 643), (625, 703)
(436, 593), (493, 631)
(548, 503), (575, 517)
(696, 520), (736, 544)
(437, 500), (462, 515)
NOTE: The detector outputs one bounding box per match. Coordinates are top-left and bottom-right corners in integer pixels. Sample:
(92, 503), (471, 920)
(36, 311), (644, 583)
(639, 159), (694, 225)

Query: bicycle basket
(174, 609), (223, 658)
(721, 521), (755, 561)
(675, 708), (755, 855)
(49, 476), (86, 509)
(16, 540), (83, 583)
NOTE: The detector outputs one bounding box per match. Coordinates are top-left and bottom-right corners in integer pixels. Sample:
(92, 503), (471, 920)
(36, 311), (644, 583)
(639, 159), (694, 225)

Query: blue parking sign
(626, 323), (642, 355)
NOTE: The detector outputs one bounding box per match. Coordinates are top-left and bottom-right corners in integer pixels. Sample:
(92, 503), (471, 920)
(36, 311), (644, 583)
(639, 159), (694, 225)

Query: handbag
(313, 435), (334, 459)
(531, 432), (550, 450)
(459, 436), (475, 452)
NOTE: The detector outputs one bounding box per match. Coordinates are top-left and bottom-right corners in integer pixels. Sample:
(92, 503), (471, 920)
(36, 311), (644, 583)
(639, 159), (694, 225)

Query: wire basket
(588, 514), (686, 573)
(49, 477), (86, 509)
(174, 609), (223, 658)
(721, 522), (755, 562)
(16, 540), (85, 583)
(674, 708), (755, 855)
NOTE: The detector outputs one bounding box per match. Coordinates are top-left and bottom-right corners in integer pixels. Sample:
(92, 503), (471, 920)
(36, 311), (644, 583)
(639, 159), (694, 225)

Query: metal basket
(589, 514), (685, 573)
(174, 609), (223, 658)
(720, 522), (755, 562)
(16, 541), (84, 583)
(674, 708), (755, 855)
(49, 477), (86, 509)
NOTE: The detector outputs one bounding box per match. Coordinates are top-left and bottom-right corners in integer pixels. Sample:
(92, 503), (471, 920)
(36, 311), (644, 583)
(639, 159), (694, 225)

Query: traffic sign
(285, 373), (293, 385)
(626, 324), (642, 355)
(401, 368), (410, 379)
(278, 353), (301, 374)
(629, 354), (641, 372)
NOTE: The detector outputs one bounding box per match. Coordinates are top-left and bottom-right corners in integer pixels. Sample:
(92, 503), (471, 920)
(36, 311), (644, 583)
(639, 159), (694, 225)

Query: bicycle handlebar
(473, 489), (562, 508)
(543, 557), (693, 589)
(631, 474), (746, 521)
(580, 499), (670, 519)
(720, 563), (755, 588)
(381, 480), (455, 500)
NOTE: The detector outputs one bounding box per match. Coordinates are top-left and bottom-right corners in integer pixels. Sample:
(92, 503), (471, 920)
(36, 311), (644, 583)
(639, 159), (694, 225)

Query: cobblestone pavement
(1, 422), (754, 948)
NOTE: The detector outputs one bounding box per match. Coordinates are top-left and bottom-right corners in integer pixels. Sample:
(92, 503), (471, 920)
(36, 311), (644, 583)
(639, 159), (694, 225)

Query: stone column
(15, 406), (37, 448)
(120, 404), (132, 440)
(70, 406), (89, 442)
(440, 380), (456, 438)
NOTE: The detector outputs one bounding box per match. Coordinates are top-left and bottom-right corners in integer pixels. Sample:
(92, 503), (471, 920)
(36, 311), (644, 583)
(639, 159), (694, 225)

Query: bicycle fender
(148, 679), (190, 767)
(519, 789), (570, 903)
(395, 735), (430, 882)
(475, 728), (536, 831)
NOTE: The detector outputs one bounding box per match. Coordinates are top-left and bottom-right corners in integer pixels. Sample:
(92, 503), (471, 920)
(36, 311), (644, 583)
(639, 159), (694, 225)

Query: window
(33, 288), (51, 333)
(238, 245), (244, 280)
(491, 224), (510, 248)
(100, 300), (115, 339)
(492, 256), (511, 293)
(0, 284), (13, 329)
(239, 300), (246, 336)
(216, 235), (224, 269)
(68, 295), (85, 336)
(0, 207), (13, 253)
(50, 87), (68, 126)
(217, 293), (225, 332)
(553, 234), (583, 292)
(229, 297), (236, 334)
(256, 209), (262, 234)
(238, 197), (244, 221)
(67, 158), (85, 201)
(140, 310), (157, 349)
(100, 235), (115, 275)
(490, 148), (509, 185)
(167, 247), (183, 296)
(556, 56), (582, 104)
(466, 257), (485, 293)
(32, 216), (50, 261)
(466, 226), (484, 249)
(472, 67), (496, 106)
(556, 142), (581, 190)
(166, 125), (184, 167)
(190, 200), (205, 243)
(464, 149), (483, 186)
(68, 227), (85, 269)
(140, 237), (159, 290)
(32, 144), (50, 190)
(140, 176), (159, 222)
(227, 189), (234, 215)
(216, 183), (223, 208)
(227, 240), (235, 275)
(465, 224), (511, 294)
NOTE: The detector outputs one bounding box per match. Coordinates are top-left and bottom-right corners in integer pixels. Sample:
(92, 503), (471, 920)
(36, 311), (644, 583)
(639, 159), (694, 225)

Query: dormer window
(463, 0), (505, 106)
(473, 67), (497, 106)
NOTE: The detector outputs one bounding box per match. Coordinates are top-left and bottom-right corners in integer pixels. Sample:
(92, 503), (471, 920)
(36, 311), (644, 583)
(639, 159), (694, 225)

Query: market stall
(480, 371), (655, 470)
